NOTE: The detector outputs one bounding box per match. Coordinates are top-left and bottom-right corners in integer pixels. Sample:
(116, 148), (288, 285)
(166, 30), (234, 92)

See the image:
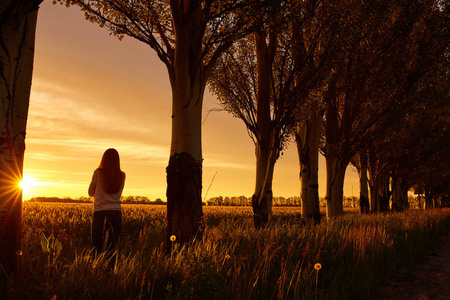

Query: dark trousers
(91, 210), (122, 256)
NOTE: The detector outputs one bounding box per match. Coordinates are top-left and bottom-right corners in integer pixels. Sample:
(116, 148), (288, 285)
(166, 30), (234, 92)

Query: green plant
(40, 232), (62, 266)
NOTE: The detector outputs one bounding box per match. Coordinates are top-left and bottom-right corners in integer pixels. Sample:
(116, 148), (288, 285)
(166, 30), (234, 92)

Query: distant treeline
(28, 195), (424, 208)
(205, 196), (359, 207)
(28, 197), (92, 204)
(27, 196), (165, 205)
(206, 195), (424, 208)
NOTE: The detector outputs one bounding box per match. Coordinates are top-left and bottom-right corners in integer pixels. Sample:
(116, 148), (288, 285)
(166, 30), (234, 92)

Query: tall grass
(3, 204), (449, 299)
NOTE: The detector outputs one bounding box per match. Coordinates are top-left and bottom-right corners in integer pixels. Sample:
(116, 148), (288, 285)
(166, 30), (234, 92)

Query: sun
(19, 175), (36, 192)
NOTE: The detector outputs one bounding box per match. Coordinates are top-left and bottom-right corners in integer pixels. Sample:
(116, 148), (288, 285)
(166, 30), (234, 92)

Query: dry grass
(3, 203), (449, 299)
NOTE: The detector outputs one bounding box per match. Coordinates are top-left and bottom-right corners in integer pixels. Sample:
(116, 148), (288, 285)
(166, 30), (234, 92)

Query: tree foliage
(59, 0), (264, 81)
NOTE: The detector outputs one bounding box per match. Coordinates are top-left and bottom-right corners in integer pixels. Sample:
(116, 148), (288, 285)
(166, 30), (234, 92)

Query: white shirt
(89, 169), (125, 212)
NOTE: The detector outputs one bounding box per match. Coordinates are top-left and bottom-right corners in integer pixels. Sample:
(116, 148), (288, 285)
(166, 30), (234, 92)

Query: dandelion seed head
(170, 235), (176, 242)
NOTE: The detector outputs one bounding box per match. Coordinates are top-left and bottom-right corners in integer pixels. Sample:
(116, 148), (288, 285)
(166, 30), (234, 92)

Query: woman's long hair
(97, 148), (125, 194)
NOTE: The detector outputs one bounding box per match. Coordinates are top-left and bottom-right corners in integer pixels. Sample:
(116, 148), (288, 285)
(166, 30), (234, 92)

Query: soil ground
(377, 233), (450, 299)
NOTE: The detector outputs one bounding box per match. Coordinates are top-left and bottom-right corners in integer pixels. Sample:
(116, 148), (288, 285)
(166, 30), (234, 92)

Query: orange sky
(23, 1), (359, 201)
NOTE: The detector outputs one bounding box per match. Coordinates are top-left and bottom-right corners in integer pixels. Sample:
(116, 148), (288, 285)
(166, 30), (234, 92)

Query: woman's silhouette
(89, 148), (125, 260)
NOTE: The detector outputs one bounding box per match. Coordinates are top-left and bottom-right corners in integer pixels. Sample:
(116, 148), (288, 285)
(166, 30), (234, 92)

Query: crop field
(5, 203), (450, 299)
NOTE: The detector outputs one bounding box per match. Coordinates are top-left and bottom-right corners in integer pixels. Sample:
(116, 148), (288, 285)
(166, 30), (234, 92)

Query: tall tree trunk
(391, 175), (408, 211)
(369, 173), (391, 212)
(367, 151), (383, 212)
(323, 75), (347, 218)
(252, 140), (277, 229)
(166, 89), (204, 246)
(424, 186), (433, 209)
(251, 30), (276, 229)
(433, 196), (440, 208)
(380, 177), (391, 212)
(357, 151), (370, 214)
(0, 2), (39, 283)
(296, 111), (322, 222)
(166, 5), (205, 245)
(325, 154), (347, 218)
(369, 173), (383, 212)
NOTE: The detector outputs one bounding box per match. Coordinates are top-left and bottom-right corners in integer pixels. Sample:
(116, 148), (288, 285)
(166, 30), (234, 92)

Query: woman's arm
(88, 170), (98, 196)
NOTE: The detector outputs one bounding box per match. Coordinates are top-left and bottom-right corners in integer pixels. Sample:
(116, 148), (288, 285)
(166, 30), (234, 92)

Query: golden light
(19, 175), (36, 193)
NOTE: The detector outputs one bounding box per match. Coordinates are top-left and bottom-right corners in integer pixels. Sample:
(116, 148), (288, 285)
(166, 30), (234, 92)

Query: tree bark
(369, 173), (391, 213)
(325, 153), (347, 218)
(251, 30), (277, 229)
(357, 151), (370, 214)
(369, 173), (382, 212)
(367, 151), (384, 212)
(323, 75), (348, 218)
(424, 186), (433, 209)
(391, 175), (409, 211)
(0, 1), (39, 283)
(252, 141), (276, 229)
(380, 177), (391, 212)
(166, 152), (203, 245)
(296, 111), (322, 222)
(166, 4), (205, 245)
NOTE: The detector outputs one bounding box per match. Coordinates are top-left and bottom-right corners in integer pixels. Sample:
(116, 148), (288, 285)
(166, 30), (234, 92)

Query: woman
(89, 148), (126, 258)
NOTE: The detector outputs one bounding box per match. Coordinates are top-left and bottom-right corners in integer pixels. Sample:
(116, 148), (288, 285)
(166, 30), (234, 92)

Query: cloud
(26, 137), (169, 165)
(204, 158), (252, 170)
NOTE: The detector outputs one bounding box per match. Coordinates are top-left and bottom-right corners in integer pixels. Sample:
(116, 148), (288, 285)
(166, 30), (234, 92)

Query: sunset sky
(23, 1), (359, 201)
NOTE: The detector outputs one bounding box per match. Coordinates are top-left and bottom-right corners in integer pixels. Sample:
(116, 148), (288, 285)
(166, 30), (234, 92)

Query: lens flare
(19, 175), (35, 192)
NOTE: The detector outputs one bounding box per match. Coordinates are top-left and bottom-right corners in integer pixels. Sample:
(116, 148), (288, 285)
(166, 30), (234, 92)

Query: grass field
(3, 203), (450, 299)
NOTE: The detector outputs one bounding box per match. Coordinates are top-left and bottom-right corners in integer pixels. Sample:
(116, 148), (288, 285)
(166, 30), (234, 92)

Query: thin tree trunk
(325, 154), (347, 218)
(369, 173), (391, 213)
(252, 141), (276, 229)
(0, 3), (38, 283)
(251, 30), (276, 229)
(380, 177), (391, 212)
(424, 186), (433, 209)
(369, 174), (382, 212)
(368, 152), (382, 212)
(323, 75), (347, 218)
(357, 151), (370, 214)
(296, 111), (322, 222)
(433, 196), (440, 208)
(391, 175), (408, 211)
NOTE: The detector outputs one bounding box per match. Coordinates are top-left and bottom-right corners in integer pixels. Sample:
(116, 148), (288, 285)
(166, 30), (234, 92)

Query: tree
(293, 0), (337, 222)
(60, 0), (265, 243)
(361, 0), (450, 212)
(209, 1), (329, 227)
(209, 29), (293, 228)
(391, 1), (449, 210)
(295, 110), (323, 221)
(0, 0), (42, 283)
(350, 150), (370, 213)
(394, 74), (449, 209)
(320, 0), (439, 217)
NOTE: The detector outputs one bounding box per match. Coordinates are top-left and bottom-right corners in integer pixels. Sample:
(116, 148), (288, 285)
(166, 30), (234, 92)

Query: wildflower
(170, 235), (176, 242)
(314, 263), (322, 271)
(225, 254), (230, 260)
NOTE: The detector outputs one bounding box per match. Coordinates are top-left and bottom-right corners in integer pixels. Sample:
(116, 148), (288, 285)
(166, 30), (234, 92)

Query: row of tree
(205, 196), (355, 207)
(1, 0), (448, 282)
(27, 194), (447, 209)
(206, 196), (302, 206)
(209, 0), (449, 224)
(27, 196), (166, 204)
(205, 195), (442, 209)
